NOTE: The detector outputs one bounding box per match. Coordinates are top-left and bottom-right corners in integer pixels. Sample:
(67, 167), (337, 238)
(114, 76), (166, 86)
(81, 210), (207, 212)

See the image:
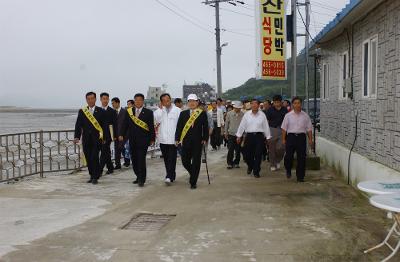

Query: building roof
(311, 0), (385, 48)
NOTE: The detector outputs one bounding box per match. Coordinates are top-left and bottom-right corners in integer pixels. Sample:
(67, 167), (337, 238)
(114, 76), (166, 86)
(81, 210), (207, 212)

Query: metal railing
(0, 130), (82, 183)
(0, 129), (162, 183)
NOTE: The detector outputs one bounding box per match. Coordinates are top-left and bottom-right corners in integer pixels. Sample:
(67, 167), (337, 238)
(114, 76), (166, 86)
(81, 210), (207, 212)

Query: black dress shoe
(138, 183), (144, 187)
(286, 172), (292, 179)
(114, 165), (121, 170)
(297, 179), (305, 183)
(254, 173), (260, 178)
(106, 170), (114, 175)
(133, 180), (138, 184)
(190, 184), (197, 189)
(123, 163), (130, 167)
(87, 179), (93, 183)
(247, 169), (252, 175)
(92, 179), (98, 185)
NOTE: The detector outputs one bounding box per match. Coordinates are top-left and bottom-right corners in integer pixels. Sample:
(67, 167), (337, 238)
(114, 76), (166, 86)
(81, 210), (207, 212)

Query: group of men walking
(74, 91), (313, 189)
(74, 91), (208, 189)
(224, 95), (313, 182)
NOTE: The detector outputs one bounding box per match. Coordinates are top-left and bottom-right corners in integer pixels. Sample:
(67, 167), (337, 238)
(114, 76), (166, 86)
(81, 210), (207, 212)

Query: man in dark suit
(119, 93), (155, 187)
(111, 97), (127, 169)
(175, 94), (209, 189)
(74, 91), (106, 185)
(99, 92), (117, 175)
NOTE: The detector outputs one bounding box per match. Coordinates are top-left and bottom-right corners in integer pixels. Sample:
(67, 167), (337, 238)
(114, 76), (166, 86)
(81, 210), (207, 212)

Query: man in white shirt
(208, 100), (224, 150)
(154, 93), (182, 185)
(217, 98), (226, 114)
(236, 99), (271, 178)
(281, 97), (313, 182)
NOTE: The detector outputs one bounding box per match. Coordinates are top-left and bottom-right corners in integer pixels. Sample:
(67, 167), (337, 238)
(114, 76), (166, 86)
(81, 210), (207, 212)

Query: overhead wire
(154, 0), (214, 34)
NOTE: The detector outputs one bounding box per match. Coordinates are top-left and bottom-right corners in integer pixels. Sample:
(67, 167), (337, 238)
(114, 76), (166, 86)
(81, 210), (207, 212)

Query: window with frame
(322, 63), (329, 99)
(339, 51), (349, 99)
(362, 36), (378, 98)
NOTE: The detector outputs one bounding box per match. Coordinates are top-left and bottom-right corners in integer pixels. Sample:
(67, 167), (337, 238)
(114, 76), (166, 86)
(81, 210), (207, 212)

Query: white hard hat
(233, 101), (243, 109)
(187, 94), (198, 101)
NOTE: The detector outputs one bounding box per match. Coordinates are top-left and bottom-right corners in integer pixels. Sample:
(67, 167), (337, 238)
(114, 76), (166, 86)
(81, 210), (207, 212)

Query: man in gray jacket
(224, 101), (244, 169)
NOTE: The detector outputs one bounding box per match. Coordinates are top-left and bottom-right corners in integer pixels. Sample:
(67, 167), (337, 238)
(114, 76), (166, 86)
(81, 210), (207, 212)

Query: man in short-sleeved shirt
(281, 97), (313, 182)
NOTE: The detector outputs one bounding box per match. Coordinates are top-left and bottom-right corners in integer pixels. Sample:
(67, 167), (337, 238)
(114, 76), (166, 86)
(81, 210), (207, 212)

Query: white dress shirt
(154, 104), (181, 145)
(281, 110), (313, 134)
(135, 106), (143, 117)
(236, 110), (271, 139)
(88, 106), (95, 115)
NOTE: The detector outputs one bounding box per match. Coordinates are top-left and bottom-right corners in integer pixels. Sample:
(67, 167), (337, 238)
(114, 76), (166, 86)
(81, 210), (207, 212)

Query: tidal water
(0, 109), (78, 135)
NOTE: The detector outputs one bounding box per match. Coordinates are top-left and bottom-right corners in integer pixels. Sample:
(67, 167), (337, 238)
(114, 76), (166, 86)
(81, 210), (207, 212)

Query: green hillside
(223, 54), (320, 101)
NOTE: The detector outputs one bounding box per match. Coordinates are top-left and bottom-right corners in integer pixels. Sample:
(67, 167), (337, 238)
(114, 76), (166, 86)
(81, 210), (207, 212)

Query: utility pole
(305, 0), (310, 113)
(203, 0), (232, 98)
(291, 0), (297, 98)
(296, 0), (310, 112)
(215, 0), (222, 98)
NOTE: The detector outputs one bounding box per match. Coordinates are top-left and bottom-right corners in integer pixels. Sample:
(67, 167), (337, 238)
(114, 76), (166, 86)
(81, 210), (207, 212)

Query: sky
(0, 0), (348, 108)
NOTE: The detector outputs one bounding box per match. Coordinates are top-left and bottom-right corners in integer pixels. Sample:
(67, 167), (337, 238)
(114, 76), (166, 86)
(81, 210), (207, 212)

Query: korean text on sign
(258, 0), (287, 80)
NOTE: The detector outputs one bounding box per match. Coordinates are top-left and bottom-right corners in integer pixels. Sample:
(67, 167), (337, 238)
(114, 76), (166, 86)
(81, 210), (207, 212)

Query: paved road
(0, 148), (393, 261)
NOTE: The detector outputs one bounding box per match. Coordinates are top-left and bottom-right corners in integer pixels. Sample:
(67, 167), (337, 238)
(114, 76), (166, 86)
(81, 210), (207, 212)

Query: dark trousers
(114, 141), (123, 167)
(160, 143), (177, 181)
(130, 144), (149, 184)
(83, 139), (101, 180)
(181, 143), (202, 186)
(100, 141), (114, 172)
(284, 133), (307, 180)
(244, 133), (265, 175)
(227, 135), (241, 166)
(210, 124), (221, 149)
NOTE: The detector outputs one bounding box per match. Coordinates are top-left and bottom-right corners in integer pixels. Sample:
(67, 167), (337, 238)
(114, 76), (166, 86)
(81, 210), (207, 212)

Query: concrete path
(0, 148), (395, 261)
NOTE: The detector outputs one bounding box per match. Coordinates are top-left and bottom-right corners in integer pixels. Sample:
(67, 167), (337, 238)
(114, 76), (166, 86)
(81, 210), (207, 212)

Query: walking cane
(203, 145), (211, 185)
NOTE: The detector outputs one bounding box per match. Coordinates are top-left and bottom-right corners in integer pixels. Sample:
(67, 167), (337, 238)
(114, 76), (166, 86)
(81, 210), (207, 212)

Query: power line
(297, 6), (316, 43)
(154, 0), (214, 34)
(298, 5), (345, 72)
(219, 7), (254, 17)
(222, 28), (254, 37)
(310, 4), (320, 36)
(312, 1), (341, 12)
(236, 4), (254, 11)
(163, 0), (210, 28)
(311, 10), (337, 18)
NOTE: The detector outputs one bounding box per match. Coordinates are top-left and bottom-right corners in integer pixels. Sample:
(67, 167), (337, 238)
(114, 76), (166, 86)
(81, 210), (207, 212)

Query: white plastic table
(365, 193), (400, 262)
(358, 180), (400, 195)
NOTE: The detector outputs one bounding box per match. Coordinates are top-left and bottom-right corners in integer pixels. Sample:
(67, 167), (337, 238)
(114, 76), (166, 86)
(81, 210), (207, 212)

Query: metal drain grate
(121, 213), (176, 231)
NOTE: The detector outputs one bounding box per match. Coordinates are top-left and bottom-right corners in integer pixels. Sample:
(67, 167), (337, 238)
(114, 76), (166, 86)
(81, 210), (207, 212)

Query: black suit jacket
(116, 107), (127, 137)
(120, 107), (156, 147)
(103, 106), (118, 142)
(74, 106), (107, 145)
(175, 109), (209, 148)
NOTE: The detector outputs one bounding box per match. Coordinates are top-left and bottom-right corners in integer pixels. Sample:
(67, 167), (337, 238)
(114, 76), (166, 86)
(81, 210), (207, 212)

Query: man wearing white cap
(175, 94), (209, 189)
(224, 101), (244, 169)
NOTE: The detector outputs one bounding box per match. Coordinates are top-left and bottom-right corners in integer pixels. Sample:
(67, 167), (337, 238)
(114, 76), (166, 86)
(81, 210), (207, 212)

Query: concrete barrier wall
(316, 136), (400, 186)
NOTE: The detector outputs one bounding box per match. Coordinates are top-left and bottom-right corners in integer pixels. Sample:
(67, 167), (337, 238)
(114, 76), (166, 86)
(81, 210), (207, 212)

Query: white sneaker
(164, 178), (172, 185)
(270, 167), (277, 172)
(276, 163), (281, 169)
